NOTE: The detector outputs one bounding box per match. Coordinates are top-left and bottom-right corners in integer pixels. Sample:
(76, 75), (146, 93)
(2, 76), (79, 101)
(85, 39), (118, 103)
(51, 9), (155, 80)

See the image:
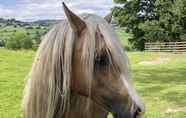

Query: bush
(0, 39), (5, 47)
(5, 32), (33, 50)
(5, 38), (21, 50)
(36, 26), (41, 29)
(124, 45), (132, 51)
(20, 38), (33, 49)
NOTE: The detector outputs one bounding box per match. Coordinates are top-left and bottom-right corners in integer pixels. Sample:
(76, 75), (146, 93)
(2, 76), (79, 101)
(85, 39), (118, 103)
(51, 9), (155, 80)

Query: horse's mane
(22, 14), (129, 118)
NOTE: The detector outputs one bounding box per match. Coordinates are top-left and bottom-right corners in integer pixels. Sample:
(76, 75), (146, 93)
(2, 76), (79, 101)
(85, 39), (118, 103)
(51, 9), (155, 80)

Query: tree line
(113, 0), (186, 50)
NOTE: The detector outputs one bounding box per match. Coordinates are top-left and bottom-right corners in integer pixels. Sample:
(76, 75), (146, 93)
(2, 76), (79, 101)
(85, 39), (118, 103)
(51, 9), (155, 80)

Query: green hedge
(5, 32), (33, 50)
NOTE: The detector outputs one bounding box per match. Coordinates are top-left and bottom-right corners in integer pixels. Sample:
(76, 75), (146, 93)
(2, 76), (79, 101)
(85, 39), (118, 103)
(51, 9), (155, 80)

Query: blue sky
(0, 0), (114, 21)
(0, 0), (17, 6)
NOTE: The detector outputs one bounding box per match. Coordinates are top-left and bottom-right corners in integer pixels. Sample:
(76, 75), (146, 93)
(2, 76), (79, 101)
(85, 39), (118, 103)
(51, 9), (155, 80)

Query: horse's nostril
(137, 107), (142, 113)
(133, 107), (143, 118)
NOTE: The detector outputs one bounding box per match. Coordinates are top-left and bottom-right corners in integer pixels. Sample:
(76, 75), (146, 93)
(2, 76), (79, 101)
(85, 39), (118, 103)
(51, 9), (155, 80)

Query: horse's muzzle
(113, 106), (144, 118)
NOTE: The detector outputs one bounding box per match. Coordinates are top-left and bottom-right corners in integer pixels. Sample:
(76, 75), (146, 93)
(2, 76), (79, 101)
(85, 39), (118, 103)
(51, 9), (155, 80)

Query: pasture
(0, 48), (186, 118)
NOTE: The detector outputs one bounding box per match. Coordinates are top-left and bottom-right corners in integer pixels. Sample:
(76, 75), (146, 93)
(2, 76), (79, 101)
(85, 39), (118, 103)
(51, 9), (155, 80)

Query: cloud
(0, 0), (114, 21)
(0, 5), (16, 19)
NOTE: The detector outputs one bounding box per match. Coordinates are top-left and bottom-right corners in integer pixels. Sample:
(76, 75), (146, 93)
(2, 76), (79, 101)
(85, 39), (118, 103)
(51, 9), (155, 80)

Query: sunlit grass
(128, 52), (186, 118)
(0, 49), (34, 118)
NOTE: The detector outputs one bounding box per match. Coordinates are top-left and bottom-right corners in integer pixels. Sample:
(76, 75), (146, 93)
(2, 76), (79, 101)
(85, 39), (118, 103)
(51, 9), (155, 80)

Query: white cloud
(0, 0), (114, 21)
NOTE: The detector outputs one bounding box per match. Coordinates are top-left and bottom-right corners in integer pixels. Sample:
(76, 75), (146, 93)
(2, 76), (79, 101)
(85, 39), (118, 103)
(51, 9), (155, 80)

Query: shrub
(124, 45), (132, 51)
(5, 38), (21, 50)
(20, 38), (33, 49)
(36, 26), (41, 29)
(5, 32), (33, 50)
(0, 39), (5, 47)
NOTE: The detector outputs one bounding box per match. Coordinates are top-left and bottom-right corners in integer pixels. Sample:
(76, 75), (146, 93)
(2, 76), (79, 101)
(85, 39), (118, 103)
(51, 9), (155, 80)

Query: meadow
(0, 48), (186, 118)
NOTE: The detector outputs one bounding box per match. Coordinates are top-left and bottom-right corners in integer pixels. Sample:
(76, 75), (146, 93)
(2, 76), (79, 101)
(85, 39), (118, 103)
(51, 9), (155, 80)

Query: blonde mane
(22, 14), (130, 118)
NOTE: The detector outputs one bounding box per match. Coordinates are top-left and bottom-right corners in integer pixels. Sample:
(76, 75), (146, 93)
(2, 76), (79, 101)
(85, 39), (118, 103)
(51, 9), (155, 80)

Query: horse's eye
(95, 52), (109, 68)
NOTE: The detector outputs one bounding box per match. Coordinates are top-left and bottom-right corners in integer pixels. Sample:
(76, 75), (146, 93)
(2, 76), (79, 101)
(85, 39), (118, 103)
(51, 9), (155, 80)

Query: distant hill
(33, 20), (61, 26)
(0, 18), (61, 27)
(0, 18), (61, 48)
(0, 18), (27, 24)
(0, 18), (8, 23)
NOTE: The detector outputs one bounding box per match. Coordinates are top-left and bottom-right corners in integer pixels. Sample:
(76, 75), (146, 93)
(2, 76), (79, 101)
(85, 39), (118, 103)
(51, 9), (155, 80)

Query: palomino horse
(22, 3), (145, 118)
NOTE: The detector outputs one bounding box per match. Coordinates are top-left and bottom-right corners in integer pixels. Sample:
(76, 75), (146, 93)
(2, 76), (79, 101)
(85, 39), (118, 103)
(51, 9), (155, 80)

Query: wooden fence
(145, 42), (186, 53)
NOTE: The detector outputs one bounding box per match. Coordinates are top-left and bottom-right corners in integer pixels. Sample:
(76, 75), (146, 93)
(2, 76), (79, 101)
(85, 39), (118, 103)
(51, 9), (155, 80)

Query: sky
(0, 0), (114, 21)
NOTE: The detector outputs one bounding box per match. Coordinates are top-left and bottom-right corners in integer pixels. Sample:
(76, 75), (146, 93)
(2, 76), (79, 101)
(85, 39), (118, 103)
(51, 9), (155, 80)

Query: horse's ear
(63, 2), (86, 35)
(104, 13), (112, 24)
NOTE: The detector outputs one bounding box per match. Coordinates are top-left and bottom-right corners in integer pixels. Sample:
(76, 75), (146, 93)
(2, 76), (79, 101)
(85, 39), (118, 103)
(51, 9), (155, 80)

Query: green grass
(130, 52), (186, 117)
(0, 49), (186, 118)
(0, 49), (34, 118)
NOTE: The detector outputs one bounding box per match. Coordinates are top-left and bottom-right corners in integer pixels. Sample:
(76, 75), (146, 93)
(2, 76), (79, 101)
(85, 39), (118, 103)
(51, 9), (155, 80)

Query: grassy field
(0, 48), (186, 118)
(129, 52), (186, 118)
(0, 49), (34, 118)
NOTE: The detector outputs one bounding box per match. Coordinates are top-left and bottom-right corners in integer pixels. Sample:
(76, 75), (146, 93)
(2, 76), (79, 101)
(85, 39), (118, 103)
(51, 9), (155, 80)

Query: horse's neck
(68, 92), (108, 118)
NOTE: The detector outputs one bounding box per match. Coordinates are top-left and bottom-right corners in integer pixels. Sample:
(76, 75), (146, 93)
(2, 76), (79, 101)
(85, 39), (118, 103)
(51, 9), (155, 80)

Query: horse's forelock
(83, 14), (129, 76)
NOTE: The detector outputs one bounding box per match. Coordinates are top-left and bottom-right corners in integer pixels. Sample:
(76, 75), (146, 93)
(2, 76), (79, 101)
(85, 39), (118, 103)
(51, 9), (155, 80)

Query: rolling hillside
(0, 18), (61, 47)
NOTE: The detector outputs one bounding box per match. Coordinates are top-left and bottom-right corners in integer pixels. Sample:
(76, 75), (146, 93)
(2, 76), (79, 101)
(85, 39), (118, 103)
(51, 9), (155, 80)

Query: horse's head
(63, 3), (145, 118)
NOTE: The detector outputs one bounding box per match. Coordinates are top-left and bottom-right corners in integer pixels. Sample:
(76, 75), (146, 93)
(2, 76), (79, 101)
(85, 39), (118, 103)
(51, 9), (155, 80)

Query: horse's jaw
(69, 92), (108, 118)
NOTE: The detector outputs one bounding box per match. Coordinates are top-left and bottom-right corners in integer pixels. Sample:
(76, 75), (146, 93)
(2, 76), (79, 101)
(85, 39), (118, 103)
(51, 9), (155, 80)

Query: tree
(20, 36), (33, 49)
(5, 37), (21, 50)
(5, 32), (33, 50)
(113, 0), (186, 50)
(0, 38), (5, 47)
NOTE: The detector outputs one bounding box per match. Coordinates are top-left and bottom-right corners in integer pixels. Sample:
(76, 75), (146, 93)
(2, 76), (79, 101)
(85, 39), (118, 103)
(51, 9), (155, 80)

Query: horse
(22, 2), (145, 118)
